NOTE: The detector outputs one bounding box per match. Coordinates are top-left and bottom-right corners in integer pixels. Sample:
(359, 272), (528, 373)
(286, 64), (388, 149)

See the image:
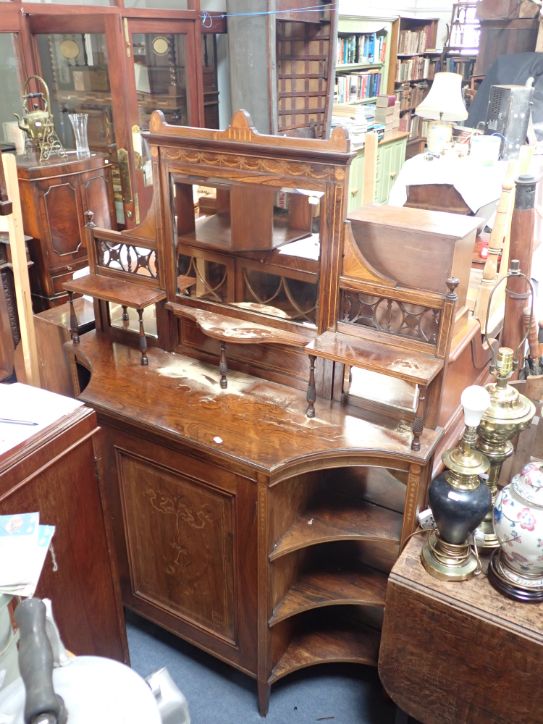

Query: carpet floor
(127, 612), (396, 724)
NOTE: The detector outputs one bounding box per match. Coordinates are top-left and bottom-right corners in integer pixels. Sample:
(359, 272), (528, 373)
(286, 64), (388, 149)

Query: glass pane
(174, 179), (321, 328)
(125, 0), (188, 10)
(0, 34), (24, 151)
(132, 33), (189, 129)
(200, 0), (226, 9)
(202, 34), (219, 129)
(24, 0), (111, 5)
(36, 33), (123, 220)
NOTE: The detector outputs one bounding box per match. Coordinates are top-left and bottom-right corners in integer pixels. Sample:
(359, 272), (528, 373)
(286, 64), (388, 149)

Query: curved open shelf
(268, 608), (380, 685)
(269, 564), (387, 626)
(269, 500), (402, 561)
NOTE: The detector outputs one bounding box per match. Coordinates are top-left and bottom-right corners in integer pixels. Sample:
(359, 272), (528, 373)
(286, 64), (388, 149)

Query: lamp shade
(415, 72), (468, 122)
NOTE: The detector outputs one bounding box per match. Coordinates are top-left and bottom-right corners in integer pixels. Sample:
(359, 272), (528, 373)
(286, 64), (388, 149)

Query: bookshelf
(391, 17), (439, 152)
(334, 17), (395, 105)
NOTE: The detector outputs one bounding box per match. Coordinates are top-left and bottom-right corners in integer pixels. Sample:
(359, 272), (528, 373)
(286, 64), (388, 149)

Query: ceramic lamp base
(488, 550), (543, 602)
(426, 121), (453, 155)
(421, 530), (480, 581)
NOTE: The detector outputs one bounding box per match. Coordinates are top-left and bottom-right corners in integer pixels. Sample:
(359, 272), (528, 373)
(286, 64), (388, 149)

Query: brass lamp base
(474, 513), (500, 551)
(488, 551), (543, 602)
(421, 530), (479, 581)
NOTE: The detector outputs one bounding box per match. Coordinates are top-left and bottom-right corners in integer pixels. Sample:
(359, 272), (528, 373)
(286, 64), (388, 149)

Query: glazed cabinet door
(101, 424), (258, 676)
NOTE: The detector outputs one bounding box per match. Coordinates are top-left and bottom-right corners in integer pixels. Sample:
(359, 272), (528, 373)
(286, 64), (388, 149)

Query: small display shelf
(269, 607), (382, 685)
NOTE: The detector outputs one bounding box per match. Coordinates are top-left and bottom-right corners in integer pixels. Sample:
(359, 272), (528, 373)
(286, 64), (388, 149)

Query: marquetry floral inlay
(163, 147), (339, 181)
(146, 486), (214, 574)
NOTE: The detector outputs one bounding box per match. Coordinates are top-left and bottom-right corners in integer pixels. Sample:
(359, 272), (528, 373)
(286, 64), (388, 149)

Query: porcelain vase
(490, 462), (543, 601)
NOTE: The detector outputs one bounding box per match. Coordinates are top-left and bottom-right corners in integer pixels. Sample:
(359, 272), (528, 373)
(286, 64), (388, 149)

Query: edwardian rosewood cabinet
(64, 111), (481, 714)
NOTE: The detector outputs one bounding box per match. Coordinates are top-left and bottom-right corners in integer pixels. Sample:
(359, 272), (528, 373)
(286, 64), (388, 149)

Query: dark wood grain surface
(379, 535), (543, 724)
(0, 404), (128, 662)
(73, 331), (441, 477)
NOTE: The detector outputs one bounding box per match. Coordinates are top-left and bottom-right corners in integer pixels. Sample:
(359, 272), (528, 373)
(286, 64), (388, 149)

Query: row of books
(395, 56), (437, 83)
(335, 71), (382, 104)
(397, 27), (434, 55)
(444, 55), (476, 81)
(396, 82), (429, 113)
(399, 113), (430, 139)
(337, 32), (387, 66)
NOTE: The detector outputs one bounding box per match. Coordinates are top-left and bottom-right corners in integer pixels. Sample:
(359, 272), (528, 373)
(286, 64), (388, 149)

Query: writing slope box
(347, 205), (481, 316)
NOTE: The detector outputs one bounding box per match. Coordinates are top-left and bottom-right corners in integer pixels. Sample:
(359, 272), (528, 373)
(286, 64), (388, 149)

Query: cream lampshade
(415, 72), (468, 155)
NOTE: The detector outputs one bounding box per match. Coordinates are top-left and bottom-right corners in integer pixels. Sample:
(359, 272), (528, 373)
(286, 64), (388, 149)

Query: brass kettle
(14, 75), (65, 161)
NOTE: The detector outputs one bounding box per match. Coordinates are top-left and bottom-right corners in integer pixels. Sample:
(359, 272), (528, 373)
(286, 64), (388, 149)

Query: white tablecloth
(388, 153), (506, 213)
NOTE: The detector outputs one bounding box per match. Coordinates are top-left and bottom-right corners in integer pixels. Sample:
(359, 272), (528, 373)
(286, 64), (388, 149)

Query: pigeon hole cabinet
(62, 110), (462, 714)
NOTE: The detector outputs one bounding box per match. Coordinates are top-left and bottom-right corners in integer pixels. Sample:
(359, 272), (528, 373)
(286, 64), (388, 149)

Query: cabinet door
(102, 426), (258, 674)
(375, 139), (406, 204)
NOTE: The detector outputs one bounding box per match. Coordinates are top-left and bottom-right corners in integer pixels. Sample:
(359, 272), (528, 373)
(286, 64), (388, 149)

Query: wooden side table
(379, 535), (543, 723)
(0, 385), (128, 662)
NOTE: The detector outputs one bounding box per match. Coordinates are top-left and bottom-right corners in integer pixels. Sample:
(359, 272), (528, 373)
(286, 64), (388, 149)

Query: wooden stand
(379, 535), (543, 724)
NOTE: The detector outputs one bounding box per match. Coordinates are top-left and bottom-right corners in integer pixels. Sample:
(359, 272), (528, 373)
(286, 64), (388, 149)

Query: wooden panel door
(101, 425), (259, 676)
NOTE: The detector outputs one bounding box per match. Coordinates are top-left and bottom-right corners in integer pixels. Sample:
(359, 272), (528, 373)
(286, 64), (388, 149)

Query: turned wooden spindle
(411, 386), (426, 452)
(219, 342), (228, 389)
(306, 354), (317, 418)
(137, 309), (148, 366)
(68, 291), (80, 344)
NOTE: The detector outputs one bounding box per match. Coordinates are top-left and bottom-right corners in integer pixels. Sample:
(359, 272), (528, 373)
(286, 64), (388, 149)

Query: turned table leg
(68, 291), (80, 344)
(306, 354), (316, 418)
(122, 305), (129, 322)
(137, 308), (148, 366)
(219, 341), (228, 389)
(411, 385), (427, 451)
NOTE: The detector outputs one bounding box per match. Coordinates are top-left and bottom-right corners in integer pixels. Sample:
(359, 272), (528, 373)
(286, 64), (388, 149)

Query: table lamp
(474, 347), (535, 550)
(415, 72), (468, 156)
(421, 385), (491, 580)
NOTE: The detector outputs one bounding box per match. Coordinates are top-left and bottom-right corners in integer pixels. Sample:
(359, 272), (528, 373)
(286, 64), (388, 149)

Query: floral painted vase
(491, 462), (543, 600)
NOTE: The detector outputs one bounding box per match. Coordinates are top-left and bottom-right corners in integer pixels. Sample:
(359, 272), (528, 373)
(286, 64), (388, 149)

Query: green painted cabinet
(347, 132), (407, 211)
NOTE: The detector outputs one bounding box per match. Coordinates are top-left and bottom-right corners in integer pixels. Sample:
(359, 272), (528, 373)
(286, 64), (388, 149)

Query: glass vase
(68, 113), (90, 158)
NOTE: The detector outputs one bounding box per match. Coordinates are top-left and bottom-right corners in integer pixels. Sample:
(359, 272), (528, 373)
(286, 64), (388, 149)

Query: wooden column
(502, 174), (537, 368)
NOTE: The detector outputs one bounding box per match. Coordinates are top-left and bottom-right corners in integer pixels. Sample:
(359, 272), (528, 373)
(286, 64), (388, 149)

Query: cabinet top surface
(0, 383), (87, 462)
(392, 536), (543, 640)
(75, 333), (440, 477)
(348, 204), (481, 239)
(16, 152), (111, 177)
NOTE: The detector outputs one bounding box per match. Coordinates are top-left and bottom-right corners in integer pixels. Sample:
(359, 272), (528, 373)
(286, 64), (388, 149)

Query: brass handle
(117, 147), (133, 217)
